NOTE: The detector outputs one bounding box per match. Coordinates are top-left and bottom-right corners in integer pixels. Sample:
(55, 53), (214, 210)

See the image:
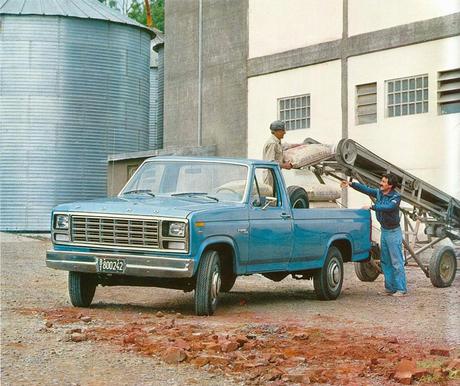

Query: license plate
(97, 258), (126, 273)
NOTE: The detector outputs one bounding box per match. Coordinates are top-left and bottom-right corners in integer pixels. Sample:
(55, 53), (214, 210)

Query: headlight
(55, 214), (69, 230)
(169, 222), (186, 237)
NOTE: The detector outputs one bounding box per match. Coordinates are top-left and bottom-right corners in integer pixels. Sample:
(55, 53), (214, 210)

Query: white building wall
(247, 60), (342, 159)
(348, 36), (460, 207)
(349, 0), (460, 36)
(248, 0), (342, 58)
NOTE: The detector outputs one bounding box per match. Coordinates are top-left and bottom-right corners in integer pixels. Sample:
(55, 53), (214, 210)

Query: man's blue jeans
(380, 227), (407, 293)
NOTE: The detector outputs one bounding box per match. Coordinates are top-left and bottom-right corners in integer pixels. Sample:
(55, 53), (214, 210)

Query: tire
(68, 271), (97, 307)
(429, 245), (457, 288)
(287, 185), (309, 208)
(313, 246), (344, 300)
(195, 250), (221, 315)
(354, 244), (381, 282)
(220, 273), (237, 293)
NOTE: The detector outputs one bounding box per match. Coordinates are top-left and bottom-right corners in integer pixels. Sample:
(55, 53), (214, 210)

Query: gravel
(1, 232), (459, 385)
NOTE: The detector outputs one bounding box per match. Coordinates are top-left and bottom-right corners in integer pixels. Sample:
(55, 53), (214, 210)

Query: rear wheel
(287, 185), (309, 208)
(354, 244), (381, 282)
(68, 271), (97, 307)
(429, 245), (457, 288)
(313, 246), (343, 300)
(195, 250), (221, 315)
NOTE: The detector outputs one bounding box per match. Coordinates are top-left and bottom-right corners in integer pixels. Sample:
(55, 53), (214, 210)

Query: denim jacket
(351, 182), (401, 229)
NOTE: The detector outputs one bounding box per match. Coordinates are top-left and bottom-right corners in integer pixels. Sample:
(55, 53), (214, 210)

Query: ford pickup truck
(46, 157), (372, 315)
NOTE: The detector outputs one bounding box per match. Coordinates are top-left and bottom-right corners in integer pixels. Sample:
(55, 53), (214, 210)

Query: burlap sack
(308, 183), (341, 202)
(284, 144), (334, 168)
(215, 180), (273, 197)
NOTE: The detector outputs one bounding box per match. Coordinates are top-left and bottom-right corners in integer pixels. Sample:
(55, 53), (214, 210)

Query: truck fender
(194, 235), (240, 275)
(319, 234), (353, 265)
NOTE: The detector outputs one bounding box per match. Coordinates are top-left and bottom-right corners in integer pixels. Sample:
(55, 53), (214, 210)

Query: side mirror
(252, 196), (267, 208)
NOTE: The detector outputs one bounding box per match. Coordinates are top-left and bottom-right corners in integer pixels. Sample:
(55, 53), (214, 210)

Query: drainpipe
(197, 0), (203, 147)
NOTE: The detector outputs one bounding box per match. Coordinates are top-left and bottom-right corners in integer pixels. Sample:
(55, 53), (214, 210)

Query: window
(386, 75), (428, 117)
(251, 168), (280, 207)
(127, 164), (139, 179)
(278, 94), (310, 130)
(356, 82), (377, 125)
(438, 68), (460, 115)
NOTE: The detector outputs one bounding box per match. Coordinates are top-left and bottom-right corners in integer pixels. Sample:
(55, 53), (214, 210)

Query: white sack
(308, 183), (341, 202)
(284, 143), (334, 168)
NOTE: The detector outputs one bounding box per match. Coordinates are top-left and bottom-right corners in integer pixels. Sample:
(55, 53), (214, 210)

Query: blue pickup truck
(46, 157), (372, 315)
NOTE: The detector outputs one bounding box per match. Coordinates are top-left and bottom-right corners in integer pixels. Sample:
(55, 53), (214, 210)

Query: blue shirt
(351, 182), (401, 229)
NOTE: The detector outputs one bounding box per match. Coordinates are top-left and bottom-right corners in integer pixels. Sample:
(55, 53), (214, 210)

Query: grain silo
(0, 0), (155, 231)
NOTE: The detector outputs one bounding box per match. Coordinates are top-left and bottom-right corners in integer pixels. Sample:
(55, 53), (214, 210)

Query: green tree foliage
(127, 0), (164, 31)
(97, 0), (164, 31)
(97, 0), (119, 10)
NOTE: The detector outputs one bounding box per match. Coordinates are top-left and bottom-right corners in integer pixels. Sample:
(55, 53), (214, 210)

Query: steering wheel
(215, 187), (238, 195)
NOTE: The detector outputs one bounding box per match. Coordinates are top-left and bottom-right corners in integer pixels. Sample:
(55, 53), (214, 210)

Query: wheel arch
(328, 236), (352, 262)
(197, 236), (237, 277)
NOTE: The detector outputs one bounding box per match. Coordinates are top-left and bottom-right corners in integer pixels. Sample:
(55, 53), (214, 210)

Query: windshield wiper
(123, 189), (155, 197)
(171, 192), (219, 202)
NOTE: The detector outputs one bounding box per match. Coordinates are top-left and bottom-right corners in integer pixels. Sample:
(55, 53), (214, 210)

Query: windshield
(120, 160), (249, 202)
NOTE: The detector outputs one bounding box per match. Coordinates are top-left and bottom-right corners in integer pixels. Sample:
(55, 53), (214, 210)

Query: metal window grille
(386, 75), (428, 117)
(438, 68), (460, 115)
(278, 94), (310, 130)
(356, 82), (377, 125)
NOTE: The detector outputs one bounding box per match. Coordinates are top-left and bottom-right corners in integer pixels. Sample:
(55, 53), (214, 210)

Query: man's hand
(281, 162), (293, 170)
(340, 180), (350, 188)
(362, 205), (372, 210)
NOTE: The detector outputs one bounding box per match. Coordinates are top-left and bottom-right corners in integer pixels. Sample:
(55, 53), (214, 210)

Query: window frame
(277, 94), (310, 130)
(385, 74), (429, 118)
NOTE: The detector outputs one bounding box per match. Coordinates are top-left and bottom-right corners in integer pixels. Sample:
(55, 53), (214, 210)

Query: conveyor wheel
(429, 245), (457, 287)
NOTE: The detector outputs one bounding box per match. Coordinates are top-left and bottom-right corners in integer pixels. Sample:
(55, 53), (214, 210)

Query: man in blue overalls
(341, 174), (408, 297)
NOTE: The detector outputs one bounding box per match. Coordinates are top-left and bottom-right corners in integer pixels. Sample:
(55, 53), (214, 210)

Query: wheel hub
(440, 253), (454, 281)
(211, 269), (221, 304)
(328, 258), (341, 290)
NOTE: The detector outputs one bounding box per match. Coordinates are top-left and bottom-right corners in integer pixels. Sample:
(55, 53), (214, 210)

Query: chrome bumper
(46, 249), (195, 278)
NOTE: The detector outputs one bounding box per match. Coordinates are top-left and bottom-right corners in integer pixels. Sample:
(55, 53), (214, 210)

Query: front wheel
(313, 246), (343, 300)
(68, 271), (97, 307)
(194, 250), (221, 315)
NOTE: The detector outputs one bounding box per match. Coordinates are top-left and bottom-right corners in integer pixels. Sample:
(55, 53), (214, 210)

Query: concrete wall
(247, 61), (342, 159)
(164, 0), (199, 148)
(164, 0), (248, 158)
(248, 0), (342, 58)
(349, 0), (460, 36)
(348, 36), (460, 201)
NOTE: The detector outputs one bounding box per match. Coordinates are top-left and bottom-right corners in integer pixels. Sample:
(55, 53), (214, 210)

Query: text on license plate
(97, 258), (126, 273)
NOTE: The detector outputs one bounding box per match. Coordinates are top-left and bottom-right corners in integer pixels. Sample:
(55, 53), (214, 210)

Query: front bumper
(46, 249), (195, 278)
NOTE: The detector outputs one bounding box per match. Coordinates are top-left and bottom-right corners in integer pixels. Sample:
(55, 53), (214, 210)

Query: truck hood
(53, 196), (239, 219)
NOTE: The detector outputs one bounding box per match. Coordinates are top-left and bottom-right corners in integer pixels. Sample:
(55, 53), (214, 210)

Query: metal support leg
(402, 239), (430, 277)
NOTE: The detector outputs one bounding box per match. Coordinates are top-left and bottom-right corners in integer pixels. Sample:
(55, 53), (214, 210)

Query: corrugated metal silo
(0, 0), (154, 231)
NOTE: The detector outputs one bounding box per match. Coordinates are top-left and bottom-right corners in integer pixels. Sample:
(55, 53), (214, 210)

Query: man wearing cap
(262, 120), (293, 170)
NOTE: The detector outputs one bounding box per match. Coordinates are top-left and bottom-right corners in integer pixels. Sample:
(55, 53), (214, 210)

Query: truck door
(247, 167), (293, 272)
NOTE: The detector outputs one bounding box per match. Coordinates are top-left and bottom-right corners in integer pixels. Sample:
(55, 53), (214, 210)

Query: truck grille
(71, 215), (159, 249)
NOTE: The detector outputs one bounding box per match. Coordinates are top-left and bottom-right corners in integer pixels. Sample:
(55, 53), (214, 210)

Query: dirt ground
(1, 232), (459, 385)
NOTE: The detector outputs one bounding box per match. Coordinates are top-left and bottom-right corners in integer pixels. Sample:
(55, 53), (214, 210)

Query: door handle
(280, 212), (291, 220)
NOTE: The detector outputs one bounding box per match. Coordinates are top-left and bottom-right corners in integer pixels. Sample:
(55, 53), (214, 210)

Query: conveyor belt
(305, 138), (460, 239)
